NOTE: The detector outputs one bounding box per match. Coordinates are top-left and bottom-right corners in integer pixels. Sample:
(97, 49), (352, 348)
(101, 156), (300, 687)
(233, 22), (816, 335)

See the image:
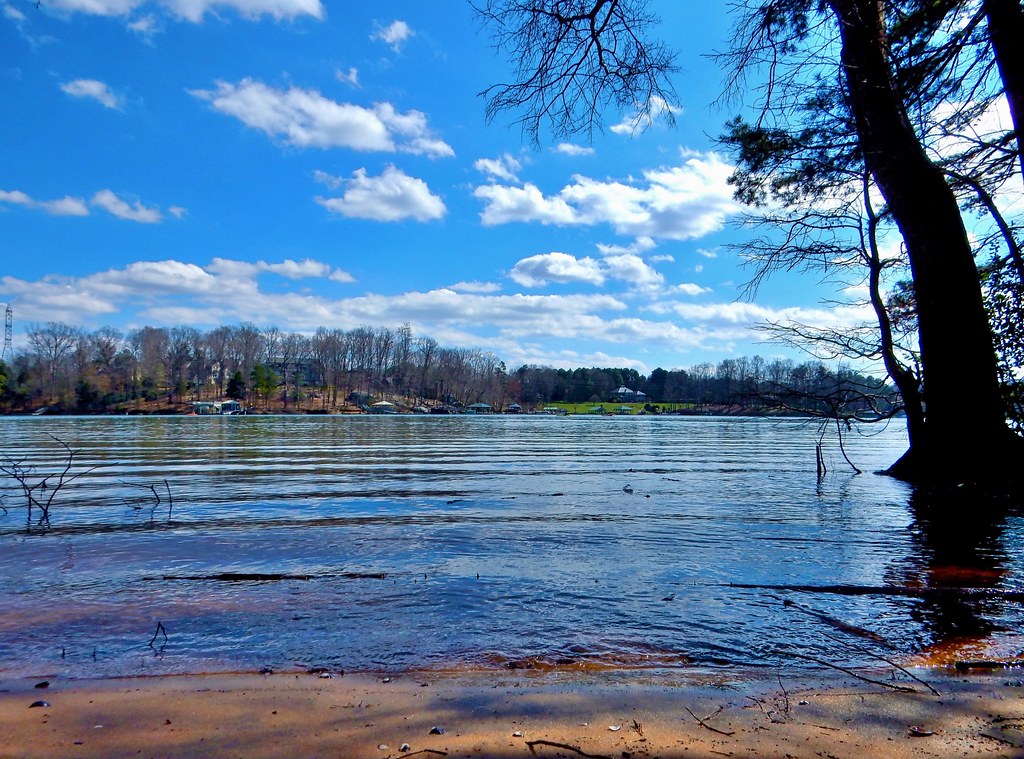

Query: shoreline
(2, 666), (1021, 758)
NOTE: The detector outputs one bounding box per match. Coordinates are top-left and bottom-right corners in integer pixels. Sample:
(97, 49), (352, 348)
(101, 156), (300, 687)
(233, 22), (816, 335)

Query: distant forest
(0, 321), (898, 419)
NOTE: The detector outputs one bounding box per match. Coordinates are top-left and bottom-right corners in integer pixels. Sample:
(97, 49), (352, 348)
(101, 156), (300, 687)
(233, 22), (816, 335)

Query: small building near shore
(191, 400), (244, 415)
(610, 386), (647, 403)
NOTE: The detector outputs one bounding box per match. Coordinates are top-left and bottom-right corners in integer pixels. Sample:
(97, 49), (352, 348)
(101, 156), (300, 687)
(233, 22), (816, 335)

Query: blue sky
(0, 0), (871, 372)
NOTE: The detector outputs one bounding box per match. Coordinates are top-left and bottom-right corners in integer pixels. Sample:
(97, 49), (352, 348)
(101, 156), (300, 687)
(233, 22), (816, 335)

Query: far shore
(1, 667), (1021, 758)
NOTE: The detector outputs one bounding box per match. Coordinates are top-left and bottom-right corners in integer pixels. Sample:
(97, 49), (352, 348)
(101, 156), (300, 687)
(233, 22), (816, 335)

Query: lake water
(1, 415), (1022, 680)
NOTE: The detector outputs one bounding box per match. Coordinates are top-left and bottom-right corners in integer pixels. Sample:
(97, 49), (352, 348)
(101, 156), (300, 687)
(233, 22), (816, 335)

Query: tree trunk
(983, 0), (1024, 183)
(828, 0), (1021, 482)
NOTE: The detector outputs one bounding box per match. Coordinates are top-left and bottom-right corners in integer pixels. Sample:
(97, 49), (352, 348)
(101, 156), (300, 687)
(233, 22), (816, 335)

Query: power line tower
(2, 304), (11, 361)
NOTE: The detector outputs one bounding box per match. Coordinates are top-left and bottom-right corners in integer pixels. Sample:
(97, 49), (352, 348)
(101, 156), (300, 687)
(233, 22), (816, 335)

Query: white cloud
(315, 165), (446, 222)
(168, 205), (187, 218)
(509, 252), (606, 288)
(335, 67), (359, 87)
(313, 170), (343, 189)
(60, 78), (121, 109)
(191, 79), (453, 157)
(0, 255), (361, 323)
(43, 0), (324, 22)
(450, 281), (502, 293)
(329, 269), (356, 284)
(94, 259), (219, 294)
(372, 19), (412, 51)
(600, 253), (664, 290)
(0, 189), (89, 216)
(666, 301), (872, 331)
(0, 190), (36, 208)
(696, 248), (718, 259)
(206, 256), (354, 283)
(595, 237), (656, 256)
(553, 143), (594, 156)
(39, 196), (91, 216)
(91, 189), (163, 223)
(672, 282), (712, 296)
(474, 153), (522, 182)
(610, 96), (682, 136)
(44, 0), (143, 17)
(127, 13), (159, 36)
(474, 183), (577, 226)
(474, 150), (738, 240)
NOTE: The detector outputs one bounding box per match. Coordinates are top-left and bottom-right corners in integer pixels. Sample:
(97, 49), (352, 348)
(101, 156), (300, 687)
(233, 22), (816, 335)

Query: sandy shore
(1, 667), (1022, 758)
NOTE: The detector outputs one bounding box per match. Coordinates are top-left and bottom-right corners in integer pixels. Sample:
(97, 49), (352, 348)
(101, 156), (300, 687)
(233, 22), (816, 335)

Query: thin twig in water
(772, 650), (917, 693)
(149, 621), (168, 648)
(1, 434), (98, 527)
(685, 707), (735, 736)
(164, 479), (173, 520)
(817, 629), (940, 696)
(777, 671), (790, 716)
(401, 751), (449, 758)
(525, 739), (613, 758)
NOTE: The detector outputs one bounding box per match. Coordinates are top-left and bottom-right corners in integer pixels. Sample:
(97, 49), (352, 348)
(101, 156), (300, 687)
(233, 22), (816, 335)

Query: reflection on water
(0, 415), (1021, 679)
(890, 488), (1022, 666)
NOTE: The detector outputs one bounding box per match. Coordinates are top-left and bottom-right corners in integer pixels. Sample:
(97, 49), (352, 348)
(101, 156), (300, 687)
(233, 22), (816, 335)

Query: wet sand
(1, 668), (1022, 758)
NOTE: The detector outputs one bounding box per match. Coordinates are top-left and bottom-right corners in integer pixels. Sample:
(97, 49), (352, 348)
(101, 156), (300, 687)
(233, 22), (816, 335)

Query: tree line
(0, 319), (896, 419)
(0, 322), (507, 413)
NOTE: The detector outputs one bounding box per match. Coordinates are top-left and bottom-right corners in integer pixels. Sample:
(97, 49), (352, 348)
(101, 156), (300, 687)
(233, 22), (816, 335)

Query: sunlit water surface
(1, 415), (1021, 679)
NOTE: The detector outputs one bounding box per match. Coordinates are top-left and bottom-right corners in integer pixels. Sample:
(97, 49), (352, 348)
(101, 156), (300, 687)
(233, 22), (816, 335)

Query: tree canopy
(477, 0), (1024, 485)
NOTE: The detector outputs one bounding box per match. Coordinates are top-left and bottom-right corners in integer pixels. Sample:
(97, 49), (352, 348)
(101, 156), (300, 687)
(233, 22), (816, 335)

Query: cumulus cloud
(372, 19), (412, 51)
(508, 248), (673, 292)
(313, 169), (343, 189)
(91, 189), (162, 223)
(2, 188), (171, 222)
(127, 13), (159, 36)
(600, 253), (664, 290)
(206, 256), (354, 283)
(474, 183), (577, 226)
(92, 259), (219, 294)
(191, 79), (453, 157)
(665, 301), (872, 333)
(596, 237), (656, 256)
(509, 252), (606, 288)
(60, 78), (121, 109)
(0, 255), (354, 323)
(474, 150), (738, 240)
(3, 189), (168, 222)
(335, 67), (359, 87)
(610, 96), (682, 136)
(316, 165), (446, 222)
(42, 0), (324, 22)
(0, 189), (89, 216)
(553, 143), (594, 156)
(474, 153), (522, 182)
(449, 281), (502, 293)
(672, 282), (713, 296)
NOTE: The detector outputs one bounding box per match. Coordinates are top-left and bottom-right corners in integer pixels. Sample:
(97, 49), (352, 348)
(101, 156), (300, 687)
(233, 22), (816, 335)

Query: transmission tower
(2, 304), (11, 361)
